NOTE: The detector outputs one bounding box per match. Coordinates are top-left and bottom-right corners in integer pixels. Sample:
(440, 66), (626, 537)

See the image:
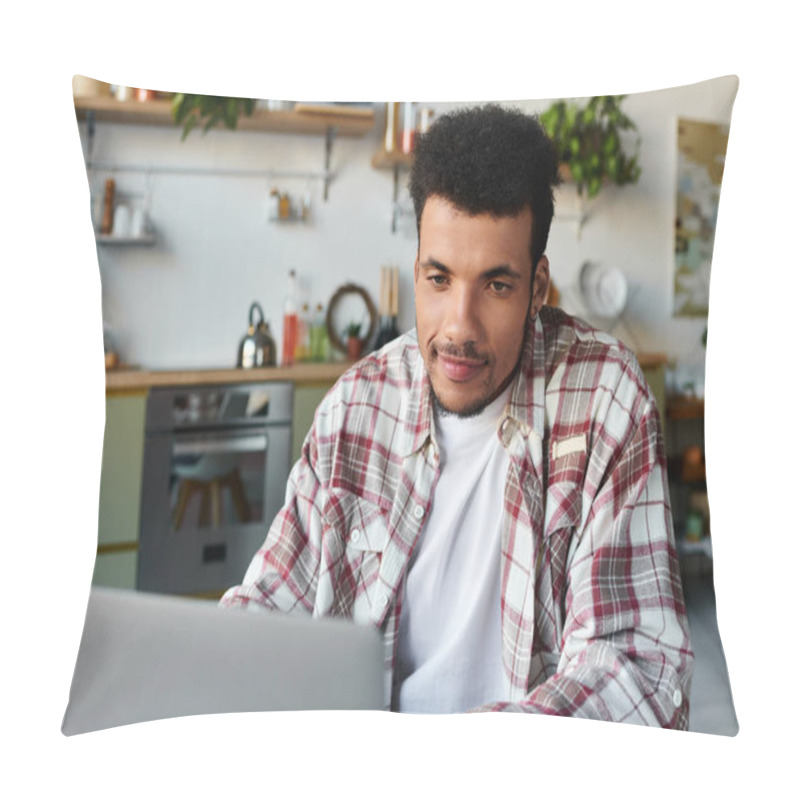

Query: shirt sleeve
(218, 424), (327, 615)
(474, 374), (694, 728)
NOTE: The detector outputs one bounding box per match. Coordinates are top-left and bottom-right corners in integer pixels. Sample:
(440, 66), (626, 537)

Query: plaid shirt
(220, 306), (694, 728)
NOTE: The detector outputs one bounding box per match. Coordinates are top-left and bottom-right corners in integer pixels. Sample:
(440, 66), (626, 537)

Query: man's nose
(441, 286), (481, 343)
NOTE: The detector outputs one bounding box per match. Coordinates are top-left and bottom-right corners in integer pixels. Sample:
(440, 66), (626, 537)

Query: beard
(426, 332), (528, 419)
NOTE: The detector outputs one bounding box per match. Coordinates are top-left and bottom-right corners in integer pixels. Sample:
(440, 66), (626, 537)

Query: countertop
(105, 362), (351, 393)
(106, 353), (668, 393)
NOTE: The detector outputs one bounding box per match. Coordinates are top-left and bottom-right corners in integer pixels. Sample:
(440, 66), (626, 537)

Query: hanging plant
(540, 95), (641, 199)
(171, 92), (256, 140)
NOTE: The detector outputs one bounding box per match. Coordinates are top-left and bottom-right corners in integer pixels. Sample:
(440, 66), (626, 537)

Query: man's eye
(428, 274), (448, 286)
(489, 281), (512, 294)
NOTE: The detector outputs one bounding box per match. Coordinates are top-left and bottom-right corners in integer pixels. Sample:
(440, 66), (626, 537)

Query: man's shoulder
(537, 305), (641, 382)
(331, 330), (420, 399)
(535, 306), (655, 432)
(313, 331), (421, 429)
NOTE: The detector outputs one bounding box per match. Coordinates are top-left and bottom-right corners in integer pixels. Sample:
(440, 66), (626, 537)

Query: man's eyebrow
(420, 258), (523, 282)
(419, 257), (451, 273)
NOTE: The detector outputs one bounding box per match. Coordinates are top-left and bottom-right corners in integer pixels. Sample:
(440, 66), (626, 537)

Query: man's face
(414, 195), (550, 417)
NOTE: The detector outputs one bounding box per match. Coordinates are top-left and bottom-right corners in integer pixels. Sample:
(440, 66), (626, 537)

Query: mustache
(432, 341), (489, 362)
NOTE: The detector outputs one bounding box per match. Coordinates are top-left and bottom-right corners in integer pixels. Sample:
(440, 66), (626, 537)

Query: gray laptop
(62, 587), (386, 736)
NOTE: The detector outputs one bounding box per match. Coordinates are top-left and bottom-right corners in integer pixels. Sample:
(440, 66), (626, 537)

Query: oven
(138, 382), (293, 596)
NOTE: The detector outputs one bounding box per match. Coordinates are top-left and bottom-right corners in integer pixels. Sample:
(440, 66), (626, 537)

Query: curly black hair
(408, 104), (560, 266)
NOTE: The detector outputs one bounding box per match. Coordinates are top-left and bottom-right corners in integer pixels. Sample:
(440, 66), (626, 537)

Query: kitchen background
(76, 76), (736, 393)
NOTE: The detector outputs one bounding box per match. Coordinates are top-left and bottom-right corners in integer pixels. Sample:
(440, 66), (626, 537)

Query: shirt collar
(505, 314), (546, 442)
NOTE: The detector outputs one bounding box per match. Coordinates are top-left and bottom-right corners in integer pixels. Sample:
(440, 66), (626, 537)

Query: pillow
(64, 76), (738, 739)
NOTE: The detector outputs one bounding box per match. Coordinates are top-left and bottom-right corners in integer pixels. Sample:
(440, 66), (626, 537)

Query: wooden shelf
(74, 97), (376, 138)
(371, 150), (414, 169)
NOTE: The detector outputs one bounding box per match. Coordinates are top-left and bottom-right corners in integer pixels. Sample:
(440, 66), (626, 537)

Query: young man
(221, 104), (694, 728)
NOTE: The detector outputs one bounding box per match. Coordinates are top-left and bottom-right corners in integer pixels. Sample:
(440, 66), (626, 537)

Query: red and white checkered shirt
(220, 306), (694, 728)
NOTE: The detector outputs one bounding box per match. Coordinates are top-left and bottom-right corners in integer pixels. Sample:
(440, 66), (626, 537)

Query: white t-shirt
(393, 386), (511, 713)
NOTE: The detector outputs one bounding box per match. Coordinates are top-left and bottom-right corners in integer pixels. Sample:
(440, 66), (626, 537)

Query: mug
(112, 204), (131, 238)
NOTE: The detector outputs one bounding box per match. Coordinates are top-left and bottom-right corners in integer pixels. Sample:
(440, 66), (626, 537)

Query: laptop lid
(62, 587), (386, 736)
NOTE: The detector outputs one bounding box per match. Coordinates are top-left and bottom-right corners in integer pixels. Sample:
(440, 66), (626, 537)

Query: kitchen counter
(105, 362), (351, 393)
(107, 352), (667, 393)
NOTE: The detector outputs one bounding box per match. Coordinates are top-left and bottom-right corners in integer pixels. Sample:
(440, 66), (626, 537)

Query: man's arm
(219, 427), (327, 614)
(478, 390), (694, 728)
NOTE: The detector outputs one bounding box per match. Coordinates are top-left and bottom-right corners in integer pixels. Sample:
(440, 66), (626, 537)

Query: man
(221, 104), (693, 728)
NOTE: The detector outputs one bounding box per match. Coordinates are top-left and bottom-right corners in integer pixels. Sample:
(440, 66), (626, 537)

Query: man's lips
(436, 353), (488, 382)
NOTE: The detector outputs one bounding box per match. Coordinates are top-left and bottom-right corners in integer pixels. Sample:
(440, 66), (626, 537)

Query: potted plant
(344, 322), (363, 360)
(540, 95), (641, 199)
(171, 93), (256, 140)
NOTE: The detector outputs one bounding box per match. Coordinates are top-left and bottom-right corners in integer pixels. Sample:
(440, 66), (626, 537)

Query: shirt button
(413, 505), (424, 520)
(672, 689), (683, 707)
(378, 591), (390, 608)
(350, 529), (361, 543)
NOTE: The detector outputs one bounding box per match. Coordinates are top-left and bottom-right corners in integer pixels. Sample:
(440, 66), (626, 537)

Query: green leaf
(224, 98), (236, 129)
(180, 114), (197, 142)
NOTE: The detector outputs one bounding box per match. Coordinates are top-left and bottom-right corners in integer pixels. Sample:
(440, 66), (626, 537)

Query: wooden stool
(172, 468), (249, 531)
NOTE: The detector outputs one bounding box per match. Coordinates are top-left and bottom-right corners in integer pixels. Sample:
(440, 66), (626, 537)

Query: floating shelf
(371, 149), (415, 233)
(74, 97), (376, 137)
(371, 150), (414, 170)
(76, 98), (376, 201)
(96, 233), (157, 246)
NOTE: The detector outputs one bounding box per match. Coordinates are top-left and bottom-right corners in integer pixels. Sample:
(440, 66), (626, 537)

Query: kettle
(237, 302), (277, 368)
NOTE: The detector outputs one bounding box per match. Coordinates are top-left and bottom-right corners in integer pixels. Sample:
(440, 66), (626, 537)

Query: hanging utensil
(374, 265), (400, 350)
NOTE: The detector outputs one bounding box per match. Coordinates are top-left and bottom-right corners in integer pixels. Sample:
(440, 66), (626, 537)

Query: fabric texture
(220, 305), (694, 728)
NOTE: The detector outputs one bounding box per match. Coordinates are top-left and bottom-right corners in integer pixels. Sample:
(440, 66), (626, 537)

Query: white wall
(79, 75), (737, 392)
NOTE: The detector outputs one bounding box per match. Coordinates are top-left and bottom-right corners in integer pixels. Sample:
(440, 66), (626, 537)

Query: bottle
(401, 102), (416, 154)
(282, 270), (299, 366)
(268, 188), (280, 221)
(310, 302), (329, 362)
(295, 302), (311, 363)
(384, 102), (399, 153)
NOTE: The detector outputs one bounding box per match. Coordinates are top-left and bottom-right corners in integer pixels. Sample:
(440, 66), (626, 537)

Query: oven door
(138, 423), (291, 596)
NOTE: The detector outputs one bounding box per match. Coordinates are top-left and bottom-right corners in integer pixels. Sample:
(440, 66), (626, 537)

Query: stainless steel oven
(138, 382), (293, 596)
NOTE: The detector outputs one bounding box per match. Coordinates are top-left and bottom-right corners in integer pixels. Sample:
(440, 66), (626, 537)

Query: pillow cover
(64, 75), (739, 737)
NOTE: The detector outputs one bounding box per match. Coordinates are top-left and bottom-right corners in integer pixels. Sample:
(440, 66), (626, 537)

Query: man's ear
(530, 256), (550, 317)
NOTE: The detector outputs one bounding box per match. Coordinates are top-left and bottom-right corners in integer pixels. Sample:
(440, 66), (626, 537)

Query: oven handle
(171, 430), (269, 456)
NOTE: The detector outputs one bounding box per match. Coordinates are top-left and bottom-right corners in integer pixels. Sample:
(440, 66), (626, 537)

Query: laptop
(62, 587), (386, 736)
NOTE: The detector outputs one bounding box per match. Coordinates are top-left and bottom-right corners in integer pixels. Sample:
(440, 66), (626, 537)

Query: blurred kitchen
(72, 75), (738, 734)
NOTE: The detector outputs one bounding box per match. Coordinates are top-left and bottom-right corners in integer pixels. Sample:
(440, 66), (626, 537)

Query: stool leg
(210, 478), (221, 528)
(198, 485), (211, 527)
(173, 480), (192, 531)
(226, 469), (250, 523)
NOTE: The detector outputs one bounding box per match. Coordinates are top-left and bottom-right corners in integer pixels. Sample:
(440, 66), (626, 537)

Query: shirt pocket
(323, 489), (390, 620)
(541, 442), (587, 643)
(544, 440), (586, 540)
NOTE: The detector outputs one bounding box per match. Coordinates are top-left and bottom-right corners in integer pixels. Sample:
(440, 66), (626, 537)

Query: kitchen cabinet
(638, 354), (667, 430)
(93, 366), (346, 590)
(292, 384), (332, 464)
(93, 390), (147, 590)
(664, 397), (712, 575)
